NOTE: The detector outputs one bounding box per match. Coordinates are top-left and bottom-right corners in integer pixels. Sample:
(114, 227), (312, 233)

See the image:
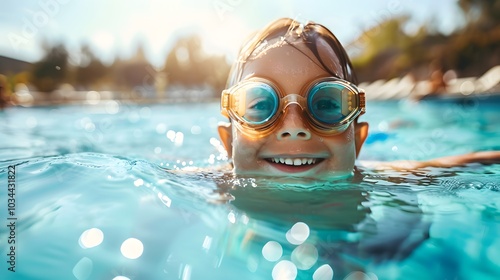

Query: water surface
(1, 98), (499, 279)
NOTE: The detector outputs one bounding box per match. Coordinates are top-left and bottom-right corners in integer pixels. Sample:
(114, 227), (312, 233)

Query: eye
(248, 98), (273, 111)
(241, 85), (278, 123)
(309, 85), (344, 123)
(244, 97), (276, 122)
(314, 99), (340, 111)
(311, 97), (343, 122)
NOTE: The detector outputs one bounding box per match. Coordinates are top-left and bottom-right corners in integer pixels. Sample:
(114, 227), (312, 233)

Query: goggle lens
(308, 82), (355, 124)
(233, 83), (279, 124)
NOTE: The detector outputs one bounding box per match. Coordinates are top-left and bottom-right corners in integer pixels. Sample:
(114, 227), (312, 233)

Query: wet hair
(227, 17), (357, 88)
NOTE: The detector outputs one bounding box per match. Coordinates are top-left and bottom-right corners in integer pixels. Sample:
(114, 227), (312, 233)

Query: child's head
(218, 18), (369, 179)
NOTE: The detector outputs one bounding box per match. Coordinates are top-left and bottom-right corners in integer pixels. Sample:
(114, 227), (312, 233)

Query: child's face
(219, 43), (369, 179)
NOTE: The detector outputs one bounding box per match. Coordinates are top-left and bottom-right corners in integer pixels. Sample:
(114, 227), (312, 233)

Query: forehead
(240, 42), (343, 88)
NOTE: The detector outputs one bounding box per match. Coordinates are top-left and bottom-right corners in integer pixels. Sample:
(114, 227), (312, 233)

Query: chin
(234, 160), (354, 181)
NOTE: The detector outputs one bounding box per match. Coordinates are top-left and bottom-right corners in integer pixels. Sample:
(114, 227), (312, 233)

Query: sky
(0, 0), (465, 67)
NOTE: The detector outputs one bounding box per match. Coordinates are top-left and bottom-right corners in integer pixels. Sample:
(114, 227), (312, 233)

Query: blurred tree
(164, 34), (230, 94)
(112, 45), (155, 95)
(75, 45), (107, 89)
(165, 35), (205, 85)
(458, 0), (500, 30)
(349, 3), (500, 83)
(204, 54), (231, 96)
(0, 74), (10, 108)
(13, 71), (30, 86)
(450, 0), (500, 76)
(350, 16), (420, 81)
(30, 43), (68, 92)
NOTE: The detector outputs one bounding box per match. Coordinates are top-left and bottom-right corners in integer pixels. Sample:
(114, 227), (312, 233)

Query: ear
(354, 122), (369, 158)
(218, 122), (233, 158)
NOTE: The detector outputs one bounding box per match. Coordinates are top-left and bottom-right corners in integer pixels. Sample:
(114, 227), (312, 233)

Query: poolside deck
(6, 65), (500, 107)
(361, 65), (500, 101)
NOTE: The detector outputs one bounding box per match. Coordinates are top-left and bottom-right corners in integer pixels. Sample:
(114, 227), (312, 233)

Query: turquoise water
(1, 96), (500, 280)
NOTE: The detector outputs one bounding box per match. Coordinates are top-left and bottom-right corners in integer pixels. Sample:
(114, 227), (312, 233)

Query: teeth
(271, 157), (318, 166)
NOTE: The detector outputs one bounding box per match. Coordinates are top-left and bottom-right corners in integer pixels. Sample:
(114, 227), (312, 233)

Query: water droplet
(484, 182), (498, 191)
(158, 192), (172, 207)
(468, 181), (483, 189)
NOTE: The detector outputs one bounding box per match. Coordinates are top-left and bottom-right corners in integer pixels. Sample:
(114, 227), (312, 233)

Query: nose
(276, 106), (312, 141)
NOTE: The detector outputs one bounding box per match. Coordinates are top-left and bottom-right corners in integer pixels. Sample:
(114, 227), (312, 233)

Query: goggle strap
(359, 91), (366, 114)
(221, 91), (230, 109)
(221, 91), (230, 118)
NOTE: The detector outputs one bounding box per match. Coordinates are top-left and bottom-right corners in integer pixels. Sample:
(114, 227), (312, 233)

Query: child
(216, 18), (500, 180)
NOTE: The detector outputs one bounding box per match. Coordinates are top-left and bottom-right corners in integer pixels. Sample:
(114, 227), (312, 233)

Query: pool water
(1, 96), (500, 280)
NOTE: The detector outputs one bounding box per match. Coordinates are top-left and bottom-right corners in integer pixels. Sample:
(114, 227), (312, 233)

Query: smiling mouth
(264, 157), (325, 173)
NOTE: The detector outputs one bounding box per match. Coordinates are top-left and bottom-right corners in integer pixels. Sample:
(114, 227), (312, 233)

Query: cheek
(231, 132), (270, 174)
(323, 125), (356, 157)
(324, 126), (356, 172)
(231, 131), (262, 161)
(344, 125), (355, 143)
(329, 124), (355, 144)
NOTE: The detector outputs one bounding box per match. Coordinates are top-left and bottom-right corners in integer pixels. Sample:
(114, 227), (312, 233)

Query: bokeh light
(286, 222), (310, 245)
(312, 264), (334, 280)
(291, 243), (318, 270)
(120, 238), (144, 259)
(262, 241), (283, 262)
(272, 260), (297, 280)
(78, 228), (104, 249)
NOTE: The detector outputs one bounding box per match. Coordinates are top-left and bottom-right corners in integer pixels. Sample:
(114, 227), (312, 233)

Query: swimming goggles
(221, 77), (366, 137)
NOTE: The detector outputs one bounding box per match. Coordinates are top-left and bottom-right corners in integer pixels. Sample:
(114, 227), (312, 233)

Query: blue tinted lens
(308, 83), (346, 123)
(241, 84), (279, 124)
